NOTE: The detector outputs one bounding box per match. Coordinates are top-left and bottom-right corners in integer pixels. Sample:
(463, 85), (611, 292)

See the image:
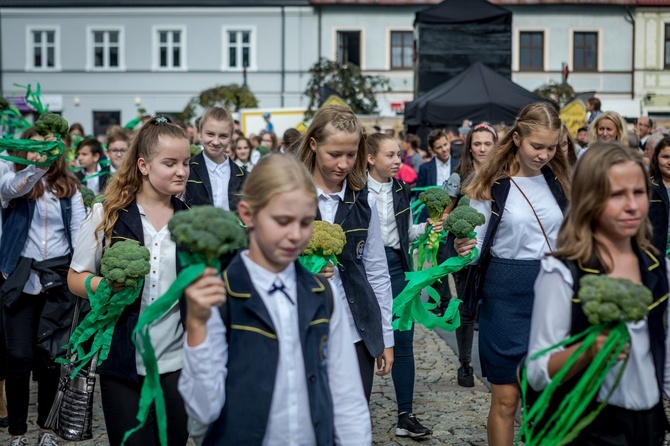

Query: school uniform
(649, 175), (669, 256)
(185, 152), (246, 211)
(528, 246), (669, 445)
(75, 163), (110, 195)
(468, 168), (567, 384)
(315, 180), (393, 401)
(0, 165), (86, 437)
(234, 159), (253, 172)
(70, 198), (190, 446)
(178, 251), (371, 446)
(367, 175), (426, 415)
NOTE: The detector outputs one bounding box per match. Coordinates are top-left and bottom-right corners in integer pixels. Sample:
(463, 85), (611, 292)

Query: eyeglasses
(109, 149), (128, 154)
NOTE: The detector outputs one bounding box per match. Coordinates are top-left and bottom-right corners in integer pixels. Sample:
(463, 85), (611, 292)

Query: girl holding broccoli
(443, 123), (498, 389)
(0, 126), (86, 446)
(527, 143), (669, 445)
(296, 105), (394, 402)
(453, 102), (570, 446)
(67, 116), (191, 446)
(365, 132), (439, 438)
(178, 154), (371, 445)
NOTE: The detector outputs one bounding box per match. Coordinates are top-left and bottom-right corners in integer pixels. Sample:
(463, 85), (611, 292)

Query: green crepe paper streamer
(124, 117), (142, 130)
(0, 137), (64, 167)
(57, 275), (144, 378)
(392, 249), (475, 332)
(15, 83), (48, 114)
(516, 322), (630, 446)
(123, 251), (216, 446)
(79, 168), (109, 184)
(298, 253), (339, 275)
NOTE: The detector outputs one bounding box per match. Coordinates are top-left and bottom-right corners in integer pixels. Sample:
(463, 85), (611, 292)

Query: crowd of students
(0, 101), (669, 446)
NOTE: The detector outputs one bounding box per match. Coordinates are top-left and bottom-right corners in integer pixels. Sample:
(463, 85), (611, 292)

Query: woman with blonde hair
(588, 111), (628, 146)
(454, 102), (570, 446)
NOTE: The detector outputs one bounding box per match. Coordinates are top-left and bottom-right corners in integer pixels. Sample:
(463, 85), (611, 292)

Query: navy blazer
(649, 175), (669, 256)
(185, 152), (247, 211)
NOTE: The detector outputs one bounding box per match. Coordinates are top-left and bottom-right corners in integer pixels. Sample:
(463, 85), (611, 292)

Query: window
(665, 24), (670, 69)
(28, 28), (58, 70)
(92, 111), (121, 140)
(337, 31), (361, 66)
(390, 31), (413, 70)
(573, 31), (598, 72)
(227, 30), (252, 69)
(519, 31), (543, 71)
(153, 27), (185, 70)
(88, 28), (123, 70)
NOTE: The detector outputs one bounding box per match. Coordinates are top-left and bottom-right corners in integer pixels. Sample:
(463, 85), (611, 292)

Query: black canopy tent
(404, 62), (548, 143)
(414, 0), (512, 97)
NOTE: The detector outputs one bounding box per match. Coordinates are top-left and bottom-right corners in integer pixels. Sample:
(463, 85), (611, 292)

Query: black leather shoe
(396, 413), (432, 438)
(458, 363), (475, 387)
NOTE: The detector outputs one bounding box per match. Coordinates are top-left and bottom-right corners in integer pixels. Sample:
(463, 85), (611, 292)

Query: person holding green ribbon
(67, 116), (191, 446)
(453, 103), (570, 446)
(0, 126), (86, 446)
(526, 143), (669, 445)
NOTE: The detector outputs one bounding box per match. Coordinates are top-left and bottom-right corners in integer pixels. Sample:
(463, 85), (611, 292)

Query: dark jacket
(185, 153), (246, 212)
(204, 254), (334, 446)
(649, 175), (669, 256)
(316, 186), (384, 358)
(96, 197), (189, 382)
(75, 166), (110, 194)
(391, 179), (412, 273)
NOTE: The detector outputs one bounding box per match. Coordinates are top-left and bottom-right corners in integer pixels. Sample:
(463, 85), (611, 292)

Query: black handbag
(44, 297), (98, 441)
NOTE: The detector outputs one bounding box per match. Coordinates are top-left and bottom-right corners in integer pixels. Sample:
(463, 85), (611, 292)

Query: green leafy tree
(179, 84), (258, 122)
(304, 58), (391, 119)
(533, 81), (575, 109)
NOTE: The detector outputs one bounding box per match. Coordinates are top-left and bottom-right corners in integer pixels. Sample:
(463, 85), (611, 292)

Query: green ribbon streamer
(58, 275), (145, 378)
(124, 117), (142, 130)
(0, 137), (64, 167)
(298, 253), (339, 275)
(516, 322), (630, 445)
(79, 168), (108, 184)
(392, 249), (476, 332)
(123, 252), (217, 446)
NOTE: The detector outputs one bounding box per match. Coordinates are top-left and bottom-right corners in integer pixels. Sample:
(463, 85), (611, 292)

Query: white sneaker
(37, 433), (58, 446)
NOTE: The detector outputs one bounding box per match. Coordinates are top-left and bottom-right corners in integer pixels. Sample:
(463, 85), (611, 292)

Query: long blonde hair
(97, 116), (188, 243)
(464, 102), (570, 200)
(587, 111), (628, 146)
(242, 153), (317, 215)
(295, 105), (367, 191)
(553, 142), (653, 272)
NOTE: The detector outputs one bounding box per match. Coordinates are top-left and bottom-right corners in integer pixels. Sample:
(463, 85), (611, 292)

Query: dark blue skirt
(479, 257), (540, 385)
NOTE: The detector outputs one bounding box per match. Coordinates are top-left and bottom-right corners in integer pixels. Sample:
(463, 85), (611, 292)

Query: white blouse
(527, 256), (670, 409)
(70, 203), (183, 375)
(471, 175), (563, 262)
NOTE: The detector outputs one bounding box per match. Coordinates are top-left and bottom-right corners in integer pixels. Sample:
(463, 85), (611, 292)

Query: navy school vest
(96, 197), (189, 382)
(0, 196), (73, 274)
(204, 254), (334, 446)
(316, 186), (384, 358)
(391, 179), (412, 273)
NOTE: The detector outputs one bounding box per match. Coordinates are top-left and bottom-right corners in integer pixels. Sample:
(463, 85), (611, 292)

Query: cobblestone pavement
(0, 325), (490, 446)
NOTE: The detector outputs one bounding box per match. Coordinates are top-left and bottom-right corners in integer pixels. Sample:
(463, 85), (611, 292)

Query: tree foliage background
(178, 84), (258, 123)
(533, 81), (575, 109)
(304, 58), (391, 119)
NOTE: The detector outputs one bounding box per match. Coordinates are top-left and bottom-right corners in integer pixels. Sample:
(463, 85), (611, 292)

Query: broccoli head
(578, 275), (653, 325)
(457, 196), (471, 208)
(190, 144), (202, 157)
(35, 113), (69, 138)
(418, 188), (451, 221)
(80, 185), (95, 209)
(101, 240), (151, 288)
(303, 221), (346, 257)
(168, 205), (247, 263)
(445, 205), (485, 239)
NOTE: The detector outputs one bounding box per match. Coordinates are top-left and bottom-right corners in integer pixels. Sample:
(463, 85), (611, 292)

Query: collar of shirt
(240, 250), (296, 298)
(436, 158), (450, 168)
(366, 174), (392, 194)
(315, 179), (347, 201)
(203, 153), (229, 173)
(84, 162), (102, 177)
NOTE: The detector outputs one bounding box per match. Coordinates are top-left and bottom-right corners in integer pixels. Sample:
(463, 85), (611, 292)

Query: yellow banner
(560, 99), (587, 137)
